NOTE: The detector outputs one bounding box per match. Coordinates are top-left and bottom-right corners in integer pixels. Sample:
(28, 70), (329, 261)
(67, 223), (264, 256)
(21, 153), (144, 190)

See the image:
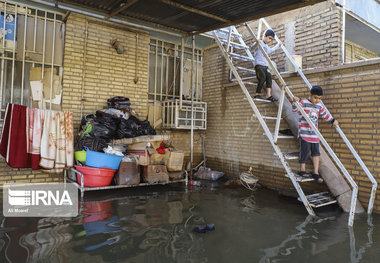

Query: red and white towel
(1, 103), (74, 171)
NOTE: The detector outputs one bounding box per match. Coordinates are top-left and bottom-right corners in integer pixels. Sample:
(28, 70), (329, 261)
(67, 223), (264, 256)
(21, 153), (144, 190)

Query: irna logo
(8, 188), (73, 206)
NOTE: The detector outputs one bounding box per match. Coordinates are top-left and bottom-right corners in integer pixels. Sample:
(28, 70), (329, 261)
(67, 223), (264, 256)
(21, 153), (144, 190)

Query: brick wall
(62, 14), (150, 129)
(345, 40), (379, 63)
(237, 1), (342, 72)
(284, 60), (380, 211)
(0, 13), (202, 185)
(203, 42), (380, 212)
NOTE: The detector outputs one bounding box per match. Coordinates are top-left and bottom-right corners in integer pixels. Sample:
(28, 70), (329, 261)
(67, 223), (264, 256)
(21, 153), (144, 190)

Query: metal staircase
(211, 19), (377, 227)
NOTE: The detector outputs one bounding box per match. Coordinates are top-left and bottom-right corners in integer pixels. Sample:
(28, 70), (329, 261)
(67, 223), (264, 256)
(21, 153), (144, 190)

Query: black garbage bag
(80, 114), (95, 126)
(76, 134), (108, 152)
(139, 120), (156, 136)
(89, 111), (120, 140)
(115, 117), (140, 139)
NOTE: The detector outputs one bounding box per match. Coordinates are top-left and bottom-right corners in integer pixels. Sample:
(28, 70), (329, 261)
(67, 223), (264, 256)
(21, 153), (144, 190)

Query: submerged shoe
(312, 173), (324, 183)
(206, 224), (215, 231)
(193, 226), (207, 233)
(266, 96), (278, 102)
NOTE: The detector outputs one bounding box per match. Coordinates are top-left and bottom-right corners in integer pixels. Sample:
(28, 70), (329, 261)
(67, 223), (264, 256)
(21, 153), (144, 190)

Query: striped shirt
(292, 99), (334, 143)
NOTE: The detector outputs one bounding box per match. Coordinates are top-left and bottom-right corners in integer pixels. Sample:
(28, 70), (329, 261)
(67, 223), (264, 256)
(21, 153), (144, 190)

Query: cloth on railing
(0, 104), (29, 168)
(65, 111), (74, 167)
(0, 103), (73, 171)
(26, 107), (45, 169)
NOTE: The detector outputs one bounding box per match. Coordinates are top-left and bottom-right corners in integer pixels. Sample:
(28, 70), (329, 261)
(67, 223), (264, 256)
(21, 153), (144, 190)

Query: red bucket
(75, 165), (116, 187)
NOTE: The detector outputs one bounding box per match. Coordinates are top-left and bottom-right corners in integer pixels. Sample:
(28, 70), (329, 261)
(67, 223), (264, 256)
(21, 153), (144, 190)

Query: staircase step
(232, 76), (256, 82)
(298, 192), (337, 208)
(228, 52), (254, 62)
(229, 80), (256, 86)
(253, 114), (281, 120)
(255, 98), (272, 102)
(218, 28), (242, 37)
(236, 66), (256, 74)
(285, 173), (314, 182)
(274, 152), (299, 159)
(220, 38), (247, 50)
(264, 133), (295, 138)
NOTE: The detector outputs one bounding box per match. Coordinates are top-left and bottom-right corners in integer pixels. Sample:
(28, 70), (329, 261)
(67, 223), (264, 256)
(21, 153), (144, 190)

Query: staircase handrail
(245, 22), (358, 226)
(258, 18), (377, 215)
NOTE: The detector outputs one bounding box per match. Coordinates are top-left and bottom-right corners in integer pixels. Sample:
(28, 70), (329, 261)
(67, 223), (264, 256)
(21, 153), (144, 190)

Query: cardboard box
(142, 165), (169, 184)
(127, 142), (150, 166)
(168, 171), (184, 180)
(150, 151), (170, 165)
(167, 151), (184, 171)
(115, 156), (140, 185)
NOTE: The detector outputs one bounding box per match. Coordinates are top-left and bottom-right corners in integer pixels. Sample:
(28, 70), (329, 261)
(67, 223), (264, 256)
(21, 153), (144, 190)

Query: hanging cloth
(64, 111), (74, 168)
(0, 103), (29, 168)
(55, 111), (66, 169)
(26, 107), (45, 169)
(39, 110), (57, 169)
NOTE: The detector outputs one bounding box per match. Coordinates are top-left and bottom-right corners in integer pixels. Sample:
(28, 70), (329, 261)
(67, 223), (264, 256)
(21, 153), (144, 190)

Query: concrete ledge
(281, 58), (380, 78)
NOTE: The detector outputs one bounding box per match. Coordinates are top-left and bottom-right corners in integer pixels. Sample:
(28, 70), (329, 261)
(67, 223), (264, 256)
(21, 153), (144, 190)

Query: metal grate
(162, 99), (206, 130)
(0, 1), (64, 121)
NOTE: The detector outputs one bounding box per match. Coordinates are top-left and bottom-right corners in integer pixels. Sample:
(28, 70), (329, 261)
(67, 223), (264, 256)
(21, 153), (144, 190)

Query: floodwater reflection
(0, 185), (379, 262)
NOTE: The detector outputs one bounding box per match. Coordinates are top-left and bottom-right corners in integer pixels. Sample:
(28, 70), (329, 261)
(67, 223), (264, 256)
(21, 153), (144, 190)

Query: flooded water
(0, 182), (379, 263)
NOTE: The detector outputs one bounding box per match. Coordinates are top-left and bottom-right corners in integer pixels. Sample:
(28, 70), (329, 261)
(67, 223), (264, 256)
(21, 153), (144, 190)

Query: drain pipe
(28, 0), (183, 37)
(341, 0), (346, 63)
(190, 35), (195, 179)
(80, 20), (88, 119)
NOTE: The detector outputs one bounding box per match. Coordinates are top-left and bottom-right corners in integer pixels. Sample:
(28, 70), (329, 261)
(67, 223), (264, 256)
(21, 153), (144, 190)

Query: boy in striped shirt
(292, 86), (339, 183)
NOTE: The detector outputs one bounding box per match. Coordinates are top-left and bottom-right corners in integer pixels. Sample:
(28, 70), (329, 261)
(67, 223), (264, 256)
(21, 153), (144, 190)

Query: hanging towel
(0, 103), (29, 168)
(32, 109), (45, 168)
(26, 107), (44, 169)
(64, 111), (74, 168)
(55, 111), (66, 169)
(39, 110), (57, 169)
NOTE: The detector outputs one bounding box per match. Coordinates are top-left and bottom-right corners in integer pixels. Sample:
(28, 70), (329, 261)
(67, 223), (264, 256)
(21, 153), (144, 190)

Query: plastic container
(84, 147), (123, 170)
(74, 165), (117, 187)
(194, 168), (224, 181)
(74, 151), (87, 163)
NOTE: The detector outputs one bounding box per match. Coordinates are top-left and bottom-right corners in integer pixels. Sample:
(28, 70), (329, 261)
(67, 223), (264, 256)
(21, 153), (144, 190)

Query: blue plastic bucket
(84, 147), (123, 170)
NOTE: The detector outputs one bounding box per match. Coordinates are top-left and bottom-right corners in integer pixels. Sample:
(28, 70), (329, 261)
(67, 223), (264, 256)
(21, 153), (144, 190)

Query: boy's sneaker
(254, 95), (264, 99)
(266, 96), (278, 102)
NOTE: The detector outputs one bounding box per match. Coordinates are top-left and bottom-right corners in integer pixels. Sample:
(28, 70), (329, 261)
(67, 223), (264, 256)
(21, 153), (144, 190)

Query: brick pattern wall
(203, 43), (380, 212)
(345, 40), (379, 63)
(294, 7), (342, 69)
(63, 14), (149, 129)
(236, 1), (341, 73)
(202, 46), (325, 194)
(285, 61), (380, 211)
(0, 13), (202, 185)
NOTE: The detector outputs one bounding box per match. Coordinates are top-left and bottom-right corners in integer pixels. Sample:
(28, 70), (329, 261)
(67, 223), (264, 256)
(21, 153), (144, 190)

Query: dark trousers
(255, 65), (272, 94)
